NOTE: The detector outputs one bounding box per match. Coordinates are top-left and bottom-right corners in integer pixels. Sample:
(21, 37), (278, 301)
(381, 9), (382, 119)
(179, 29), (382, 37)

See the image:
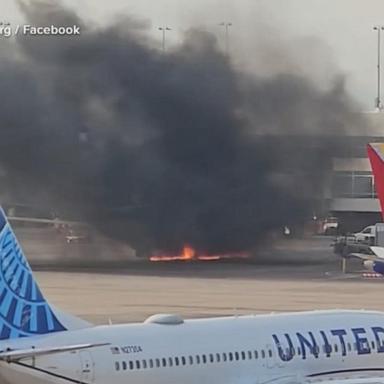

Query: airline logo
(0, 210), (66, 339)
(369, 143), (384, 162)
(272, 326), (384, 362)
(367, 143), (384, 220)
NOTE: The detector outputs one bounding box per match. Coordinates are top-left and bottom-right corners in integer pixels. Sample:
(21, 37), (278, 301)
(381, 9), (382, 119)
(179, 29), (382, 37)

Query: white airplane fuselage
(2, 309), (384, 384)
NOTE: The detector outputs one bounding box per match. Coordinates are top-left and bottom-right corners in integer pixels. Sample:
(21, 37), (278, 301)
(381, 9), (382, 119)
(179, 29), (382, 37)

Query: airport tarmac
(34, 259), (384, 325)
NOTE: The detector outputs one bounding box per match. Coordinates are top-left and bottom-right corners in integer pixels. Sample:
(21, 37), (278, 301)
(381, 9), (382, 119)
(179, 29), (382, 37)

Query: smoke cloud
(0, 0), (364, 256)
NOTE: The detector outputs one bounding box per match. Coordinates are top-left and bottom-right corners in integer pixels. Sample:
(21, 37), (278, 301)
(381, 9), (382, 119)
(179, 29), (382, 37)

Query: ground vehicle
(332, 224), (379, 257)
(354, 225), (376, 244)
(321, 216), (339, 235)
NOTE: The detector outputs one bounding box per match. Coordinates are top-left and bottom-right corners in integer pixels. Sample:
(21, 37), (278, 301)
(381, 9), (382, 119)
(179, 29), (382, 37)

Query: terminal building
(0, 112), (382, 237)
(328, 112), (384, 232)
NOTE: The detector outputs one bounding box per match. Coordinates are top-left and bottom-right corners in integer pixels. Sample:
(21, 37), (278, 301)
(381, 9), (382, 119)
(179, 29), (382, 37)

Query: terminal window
(332, 171), (376, 198)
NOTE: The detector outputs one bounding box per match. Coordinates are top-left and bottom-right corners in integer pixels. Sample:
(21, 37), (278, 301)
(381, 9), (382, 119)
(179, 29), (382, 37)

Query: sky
(3, 0), (384, 110)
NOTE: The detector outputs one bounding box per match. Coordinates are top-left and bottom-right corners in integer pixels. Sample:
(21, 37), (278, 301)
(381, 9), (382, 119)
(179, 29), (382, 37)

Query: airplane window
(189, 356), (193, 365)
(175, 357), (179, 366)
(196, 355), (200, 364)
(297, 347), (301, 356)
(334, 344), (338, 353)
(268, 350), (272, 358)
(162, 358), (167, 367)
(229, 352), (233, 361)
(216, 353), (221, 362)
(235, 352), (239, 361)
(209, 354), (214, 363)
(223, 353), (227, 362)
(181, 356), (186, 365)
(248, 351), (252, 359)
(136, 361), (141, 369)
(371, 341), (376, 350)
(156, 358), (160, 368)
(202, 355), (207, 364)
(261, 350), (265, 359)
(241, 351), (246, 360)
(149, 359), (153, 369)
(168, 357), (173, 367)
(142, 360), (147, 369)
(115, 362), (120, 371)
(122, 361), (127, 370)
(347, 343), (352, 351)
(254, 350), (258, 359)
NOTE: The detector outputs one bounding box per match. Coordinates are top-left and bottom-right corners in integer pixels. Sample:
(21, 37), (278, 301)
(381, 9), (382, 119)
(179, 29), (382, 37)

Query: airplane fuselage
(2, 309), (384, 384)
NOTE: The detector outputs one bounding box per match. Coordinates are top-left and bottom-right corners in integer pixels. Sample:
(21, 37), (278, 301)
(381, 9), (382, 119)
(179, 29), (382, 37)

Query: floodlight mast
(219, 22), (232, 56)
(159, 26), (172, 52)
(373, 25), (384, 110)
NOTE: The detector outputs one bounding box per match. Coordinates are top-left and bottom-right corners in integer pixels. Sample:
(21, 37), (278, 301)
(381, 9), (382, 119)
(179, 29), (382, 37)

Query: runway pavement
(12, 232), (380, 325)
(34, 260), (384, 325)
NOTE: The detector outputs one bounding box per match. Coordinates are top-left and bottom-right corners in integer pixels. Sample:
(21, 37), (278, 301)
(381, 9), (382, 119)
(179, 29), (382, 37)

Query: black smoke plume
(0, 1), (364, 256)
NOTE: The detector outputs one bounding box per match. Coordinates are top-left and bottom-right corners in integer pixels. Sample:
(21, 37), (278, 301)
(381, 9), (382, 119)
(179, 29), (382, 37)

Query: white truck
(333, 223), (381, 256)
(354, 225), (376, 244)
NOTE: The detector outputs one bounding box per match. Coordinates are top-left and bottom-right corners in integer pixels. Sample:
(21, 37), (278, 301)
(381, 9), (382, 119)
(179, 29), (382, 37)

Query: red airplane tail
(367, 143), (384, 221)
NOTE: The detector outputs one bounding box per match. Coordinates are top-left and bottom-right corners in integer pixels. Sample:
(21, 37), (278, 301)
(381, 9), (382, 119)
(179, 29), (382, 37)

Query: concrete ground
(8, 231), (379, 324)
(34, 257), (384, 325)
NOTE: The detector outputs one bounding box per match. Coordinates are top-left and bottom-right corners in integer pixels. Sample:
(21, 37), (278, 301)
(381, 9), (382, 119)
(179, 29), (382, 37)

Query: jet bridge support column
(375, 223), (384, 246)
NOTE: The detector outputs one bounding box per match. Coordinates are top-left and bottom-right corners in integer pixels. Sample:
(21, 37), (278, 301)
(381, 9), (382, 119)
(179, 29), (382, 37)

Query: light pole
(373, 25), (384, 110)
(158, 26), (172, 52)
(219, 22), (232, 56)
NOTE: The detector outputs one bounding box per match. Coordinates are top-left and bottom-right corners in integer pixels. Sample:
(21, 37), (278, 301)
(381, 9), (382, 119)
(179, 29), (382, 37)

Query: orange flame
(149, 245), (248, 262)
(150, 245), (195, 262)
(181, 245), (195, 260)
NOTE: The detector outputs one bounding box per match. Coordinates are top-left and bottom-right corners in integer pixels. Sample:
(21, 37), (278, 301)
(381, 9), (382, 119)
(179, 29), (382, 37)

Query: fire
(181, 245), (195, 260)
(149, 245), (248, 262)
(150, 245), (196, 262)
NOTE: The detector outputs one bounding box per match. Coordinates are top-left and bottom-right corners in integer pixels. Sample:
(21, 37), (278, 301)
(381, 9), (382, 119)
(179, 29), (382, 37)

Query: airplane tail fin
(0, 207), (90, 340)
(367, 143), (384, 221)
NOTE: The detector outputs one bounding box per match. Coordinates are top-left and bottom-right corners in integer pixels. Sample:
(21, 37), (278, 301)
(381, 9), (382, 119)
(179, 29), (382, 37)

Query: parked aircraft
(348, 143), (384, 275)
(0, 208), (384, 382)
